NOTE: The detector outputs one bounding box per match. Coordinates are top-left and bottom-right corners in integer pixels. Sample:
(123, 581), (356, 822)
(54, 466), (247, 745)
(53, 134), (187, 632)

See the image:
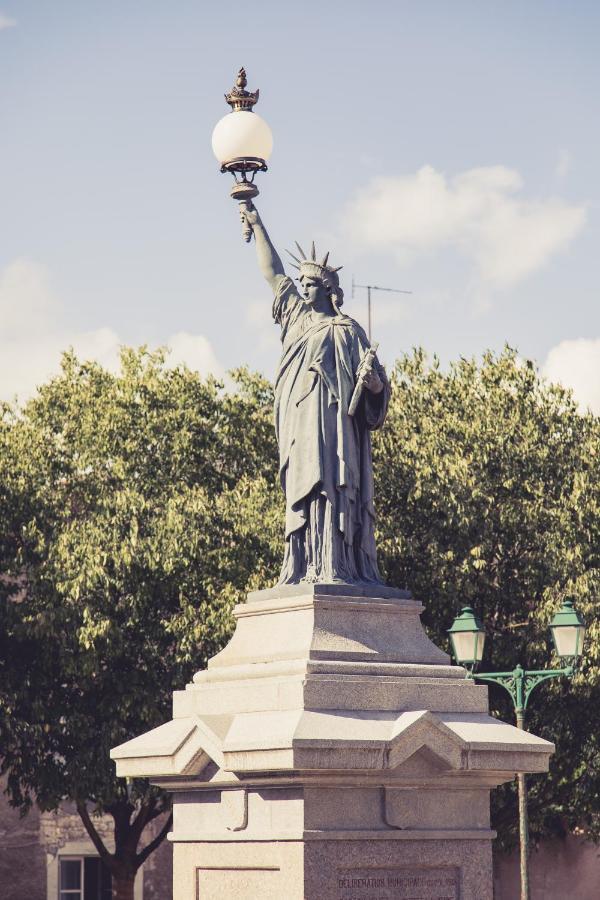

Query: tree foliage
(374, 347), (600, 848)
(0, 348), (281, 898)
(0, 343), (598, 893)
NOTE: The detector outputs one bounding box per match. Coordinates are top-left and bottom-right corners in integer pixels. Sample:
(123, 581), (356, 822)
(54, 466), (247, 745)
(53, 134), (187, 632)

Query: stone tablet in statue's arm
(349, 331), (390, 429)
(363, 354), (390, 429)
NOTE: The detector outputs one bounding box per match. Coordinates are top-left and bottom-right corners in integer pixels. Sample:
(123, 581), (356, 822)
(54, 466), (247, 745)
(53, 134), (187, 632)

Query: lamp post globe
(448, 606), (486, 671)
(212, 67), (273, 240)
(211, 108), (273, 170)
(549, 599), (586, 663)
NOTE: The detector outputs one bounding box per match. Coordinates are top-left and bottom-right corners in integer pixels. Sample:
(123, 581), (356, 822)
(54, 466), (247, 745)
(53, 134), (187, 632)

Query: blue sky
(1, 1), (598, 408)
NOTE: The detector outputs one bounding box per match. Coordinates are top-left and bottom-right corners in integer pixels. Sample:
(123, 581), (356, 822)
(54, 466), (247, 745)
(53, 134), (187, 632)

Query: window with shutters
(58, 857), (112, 900)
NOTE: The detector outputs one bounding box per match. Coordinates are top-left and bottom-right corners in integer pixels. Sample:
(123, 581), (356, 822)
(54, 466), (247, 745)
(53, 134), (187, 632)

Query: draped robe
(272, 275), (389, 585)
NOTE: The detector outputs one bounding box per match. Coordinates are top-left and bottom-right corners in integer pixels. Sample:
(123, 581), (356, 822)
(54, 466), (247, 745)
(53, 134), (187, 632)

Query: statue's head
(287, 242), (344, 309)
(300, 273), (332, 309)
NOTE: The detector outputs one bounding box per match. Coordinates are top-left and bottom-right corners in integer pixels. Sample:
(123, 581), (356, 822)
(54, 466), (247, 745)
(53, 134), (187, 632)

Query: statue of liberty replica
(111, 71), (552, 900)
(240, 204), (390, 586)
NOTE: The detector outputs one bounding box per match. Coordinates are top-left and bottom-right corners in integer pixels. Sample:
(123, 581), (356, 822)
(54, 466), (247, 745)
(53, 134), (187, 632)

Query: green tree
(1, 343), (598, 893)
(374, 347), (600, 848)
(0, 349), (281, 900)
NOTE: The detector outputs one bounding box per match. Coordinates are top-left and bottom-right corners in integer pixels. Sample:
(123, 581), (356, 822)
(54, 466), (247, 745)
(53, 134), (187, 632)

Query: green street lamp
(448, 599), (586, 900)
(447, 606), (486, 672)
(549, 599), (586, 662)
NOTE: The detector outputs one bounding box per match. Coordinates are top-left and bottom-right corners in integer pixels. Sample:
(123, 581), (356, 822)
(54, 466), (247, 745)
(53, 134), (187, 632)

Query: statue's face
(301, 276), (328, 307)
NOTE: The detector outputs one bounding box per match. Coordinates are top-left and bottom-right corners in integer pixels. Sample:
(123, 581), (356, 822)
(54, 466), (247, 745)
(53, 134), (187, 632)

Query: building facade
(0, 778), (172, 900)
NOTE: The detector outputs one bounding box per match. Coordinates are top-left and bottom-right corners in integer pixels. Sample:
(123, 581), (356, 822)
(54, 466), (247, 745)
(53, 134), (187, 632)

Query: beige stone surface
(183, 668), (486, 716)
(112, 587), (553, 783)
(174, 840), (304, 900)
(205, 587), (450, 674)
(110, 583), (556, 899)
(112, 704), (552, 781)
(169, 777), (497, 842)
(172, 837), (492, 899)
(305, 838), (493, 900)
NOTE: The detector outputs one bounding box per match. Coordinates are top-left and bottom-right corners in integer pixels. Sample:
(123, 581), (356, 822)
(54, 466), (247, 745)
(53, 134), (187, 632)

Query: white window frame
(47, 840), (143, 900)
(58, 856), (84, 900)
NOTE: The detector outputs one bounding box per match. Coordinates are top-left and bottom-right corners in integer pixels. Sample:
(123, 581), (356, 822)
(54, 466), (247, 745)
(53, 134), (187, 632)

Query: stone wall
(494, 835), (600, 899)
(0, 776), (173, 900)
(40, 802), (115, 854)
(140, 821), (173, 900)
(0, 781), (46, 900)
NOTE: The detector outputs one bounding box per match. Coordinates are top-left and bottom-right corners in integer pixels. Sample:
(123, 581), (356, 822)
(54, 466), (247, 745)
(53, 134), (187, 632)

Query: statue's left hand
(363, 371), (384, 394)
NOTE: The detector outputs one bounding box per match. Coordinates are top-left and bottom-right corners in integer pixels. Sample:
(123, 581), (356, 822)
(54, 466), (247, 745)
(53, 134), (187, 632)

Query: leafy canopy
(0, 348), (281, 889)
(0, 344), (598, 859)
(374, 348), (600, 848)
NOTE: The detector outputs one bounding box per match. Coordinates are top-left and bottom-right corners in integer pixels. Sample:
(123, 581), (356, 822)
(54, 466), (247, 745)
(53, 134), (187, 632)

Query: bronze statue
(241, 204), (390, 586)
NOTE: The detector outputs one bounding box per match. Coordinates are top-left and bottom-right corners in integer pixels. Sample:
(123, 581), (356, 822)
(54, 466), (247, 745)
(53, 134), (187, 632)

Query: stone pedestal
(111, 585), (553, 899)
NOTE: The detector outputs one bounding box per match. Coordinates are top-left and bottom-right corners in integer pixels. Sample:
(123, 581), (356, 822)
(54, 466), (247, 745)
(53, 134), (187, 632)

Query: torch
(211, 67), (273, 242)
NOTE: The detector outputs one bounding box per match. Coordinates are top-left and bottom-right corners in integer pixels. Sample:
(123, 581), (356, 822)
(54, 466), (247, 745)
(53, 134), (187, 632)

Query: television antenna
(352, 277), (412, 341)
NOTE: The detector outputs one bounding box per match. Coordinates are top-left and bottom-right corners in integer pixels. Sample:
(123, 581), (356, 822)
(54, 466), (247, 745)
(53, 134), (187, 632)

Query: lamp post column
(516, 765), (529, 900)
(513, 667), (530, 900)
(448, 600), (586, 900)
(468, 665), (577, 900)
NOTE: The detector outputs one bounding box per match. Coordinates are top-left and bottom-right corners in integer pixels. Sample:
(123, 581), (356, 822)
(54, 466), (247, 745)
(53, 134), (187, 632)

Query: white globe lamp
(212, 110), (273, 169)
(212, 68), (273, 241)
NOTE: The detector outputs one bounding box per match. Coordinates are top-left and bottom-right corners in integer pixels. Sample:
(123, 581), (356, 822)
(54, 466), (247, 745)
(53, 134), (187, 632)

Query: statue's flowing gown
(272, 275), (389, 585)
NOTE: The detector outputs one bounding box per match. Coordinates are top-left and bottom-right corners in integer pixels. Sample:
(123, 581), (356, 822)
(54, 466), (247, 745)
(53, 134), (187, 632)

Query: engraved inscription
(336, 866), (459, 900)
(197, 866), (280, 899)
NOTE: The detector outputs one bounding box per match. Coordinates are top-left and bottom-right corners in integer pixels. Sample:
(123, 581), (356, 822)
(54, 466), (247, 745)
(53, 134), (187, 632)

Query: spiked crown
(286, 242), (344, 306)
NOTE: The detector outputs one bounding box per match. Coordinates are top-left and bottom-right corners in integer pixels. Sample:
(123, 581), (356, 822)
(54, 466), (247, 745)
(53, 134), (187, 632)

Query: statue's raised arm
(239, 203), (285, 292)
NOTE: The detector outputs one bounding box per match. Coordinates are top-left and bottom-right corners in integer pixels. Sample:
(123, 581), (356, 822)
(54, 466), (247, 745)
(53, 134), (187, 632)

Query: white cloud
(340, 165), (586, 293)
(0, 13), (16, 29)
(543, 338), (600, 414)
(0, 259), (221, 401)
(166, 331), (223, 377)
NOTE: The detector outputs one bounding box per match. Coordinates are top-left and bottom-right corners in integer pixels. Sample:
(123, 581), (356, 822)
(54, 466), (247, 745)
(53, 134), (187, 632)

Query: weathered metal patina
(240, 208), (390, 585)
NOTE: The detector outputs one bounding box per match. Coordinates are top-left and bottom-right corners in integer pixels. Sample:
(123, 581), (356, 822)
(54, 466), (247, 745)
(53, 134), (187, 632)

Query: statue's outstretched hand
(239, 202), (284, 281)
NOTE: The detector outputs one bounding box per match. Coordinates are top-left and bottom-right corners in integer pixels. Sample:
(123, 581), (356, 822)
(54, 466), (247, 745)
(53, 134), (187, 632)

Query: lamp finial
(225, 67), (260, 112)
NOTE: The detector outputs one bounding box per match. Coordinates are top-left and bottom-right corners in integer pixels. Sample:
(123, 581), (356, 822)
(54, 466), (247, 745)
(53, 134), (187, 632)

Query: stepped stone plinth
(111, 585), (553, 900)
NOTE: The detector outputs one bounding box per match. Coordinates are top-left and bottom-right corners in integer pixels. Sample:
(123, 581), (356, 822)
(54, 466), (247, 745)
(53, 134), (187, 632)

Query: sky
(1, 1), (599, 410)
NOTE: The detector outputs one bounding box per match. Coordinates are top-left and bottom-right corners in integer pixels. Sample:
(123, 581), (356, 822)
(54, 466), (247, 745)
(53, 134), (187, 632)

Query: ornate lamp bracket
(474, 662), (575, 723)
